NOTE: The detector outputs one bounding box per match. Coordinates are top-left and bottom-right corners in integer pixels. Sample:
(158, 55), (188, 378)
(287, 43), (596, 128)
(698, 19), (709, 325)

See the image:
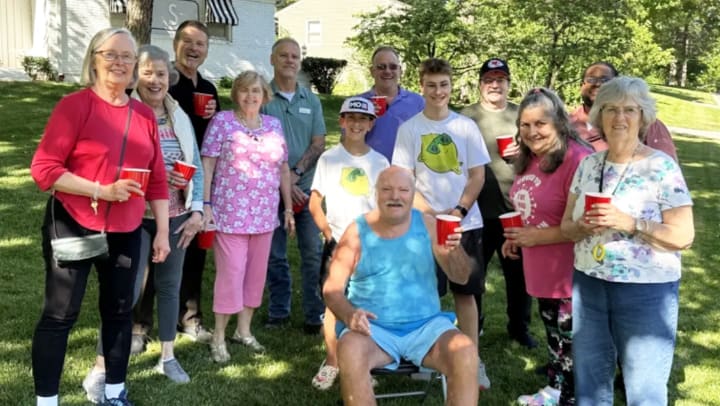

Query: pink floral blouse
(201, 111), (288, 234)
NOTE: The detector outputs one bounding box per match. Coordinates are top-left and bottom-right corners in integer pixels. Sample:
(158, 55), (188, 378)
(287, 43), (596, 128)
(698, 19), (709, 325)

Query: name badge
(299, 107), (312, 115)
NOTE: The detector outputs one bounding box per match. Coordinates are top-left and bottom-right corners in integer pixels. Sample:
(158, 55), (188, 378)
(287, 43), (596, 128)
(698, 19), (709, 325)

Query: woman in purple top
(201, 71), (294, 363)
(502, 88), (592, 406)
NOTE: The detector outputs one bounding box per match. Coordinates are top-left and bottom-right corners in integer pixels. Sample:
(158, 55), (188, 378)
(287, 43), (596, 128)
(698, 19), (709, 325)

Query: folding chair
(370, 358), (447, 403)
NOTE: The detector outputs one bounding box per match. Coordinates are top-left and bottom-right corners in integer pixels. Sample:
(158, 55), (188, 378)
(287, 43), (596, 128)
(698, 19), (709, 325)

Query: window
(307, 21), (321, 45)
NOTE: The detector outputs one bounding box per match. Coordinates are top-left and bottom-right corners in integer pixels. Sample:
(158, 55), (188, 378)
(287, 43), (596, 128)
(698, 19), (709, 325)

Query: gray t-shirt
(461, 102), (518, 219)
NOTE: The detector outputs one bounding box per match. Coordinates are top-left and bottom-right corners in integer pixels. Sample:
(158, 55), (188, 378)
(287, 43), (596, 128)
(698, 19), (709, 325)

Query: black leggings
(32, 198), (141, 396)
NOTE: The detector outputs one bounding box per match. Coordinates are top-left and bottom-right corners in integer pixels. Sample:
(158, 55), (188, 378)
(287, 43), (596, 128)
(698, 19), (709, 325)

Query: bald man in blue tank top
(323, 166), (479, 405)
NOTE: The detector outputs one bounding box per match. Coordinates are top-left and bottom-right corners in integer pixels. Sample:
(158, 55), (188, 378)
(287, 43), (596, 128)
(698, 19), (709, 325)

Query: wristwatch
(291, 166), (304, 176)
(454, 204), (468, 218)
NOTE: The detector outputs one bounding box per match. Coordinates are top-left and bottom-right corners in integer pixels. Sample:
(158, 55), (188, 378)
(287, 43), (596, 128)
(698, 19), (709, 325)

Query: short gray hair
(137, 45), (180, 86)
(588, 76), (657, 140)
(80, 28), (137, 86)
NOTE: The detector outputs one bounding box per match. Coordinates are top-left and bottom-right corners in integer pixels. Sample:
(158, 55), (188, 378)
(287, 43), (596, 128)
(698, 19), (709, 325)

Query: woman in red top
(30, 28), (169, 406)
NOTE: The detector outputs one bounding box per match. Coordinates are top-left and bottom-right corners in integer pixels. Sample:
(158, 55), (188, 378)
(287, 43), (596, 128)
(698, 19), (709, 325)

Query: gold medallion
(592, 243), (606, 262)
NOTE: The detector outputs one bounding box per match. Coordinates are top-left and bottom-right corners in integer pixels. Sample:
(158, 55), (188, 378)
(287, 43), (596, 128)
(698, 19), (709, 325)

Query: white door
(0, 0), (33, 68)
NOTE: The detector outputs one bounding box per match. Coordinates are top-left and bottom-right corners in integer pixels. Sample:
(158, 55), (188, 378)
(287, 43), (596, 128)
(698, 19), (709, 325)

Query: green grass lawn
(651, 84), (720, 132)
(1, 82), (719, 405)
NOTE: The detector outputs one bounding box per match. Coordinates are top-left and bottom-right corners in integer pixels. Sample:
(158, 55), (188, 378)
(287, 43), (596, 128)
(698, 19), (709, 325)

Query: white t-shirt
(311, 144), (390, 240)
(392, 111), (490, 229)
(569, 150), (692, 283)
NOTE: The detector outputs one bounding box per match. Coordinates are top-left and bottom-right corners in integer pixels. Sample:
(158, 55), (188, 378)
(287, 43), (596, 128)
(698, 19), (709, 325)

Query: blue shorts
(339, 314), (457, 370)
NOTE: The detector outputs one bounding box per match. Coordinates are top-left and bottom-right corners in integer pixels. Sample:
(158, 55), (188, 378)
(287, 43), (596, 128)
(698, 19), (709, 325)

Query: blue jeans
(572, 270), (679, 406)
(266, 203), (324, 325)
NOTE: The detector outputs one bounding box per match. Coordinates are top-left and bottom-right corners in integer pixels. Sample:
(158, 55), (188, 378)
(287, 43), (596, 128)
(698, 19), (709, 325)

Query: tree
(126, 0), (154, 46)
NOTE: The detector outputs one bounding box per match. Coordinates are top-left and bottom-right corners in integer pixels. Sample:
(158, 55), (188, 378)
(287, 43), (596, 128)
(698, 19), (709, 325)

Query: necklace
(592, 142), (640, 262)
(236, 112), (263, 142)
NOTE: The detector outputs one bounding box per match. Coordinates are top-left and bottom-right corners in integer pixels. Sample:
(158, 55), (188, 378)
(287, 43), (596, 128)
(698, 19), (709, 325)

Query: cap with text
(480, 58), (510, 79)
(339, 96), (376, 118)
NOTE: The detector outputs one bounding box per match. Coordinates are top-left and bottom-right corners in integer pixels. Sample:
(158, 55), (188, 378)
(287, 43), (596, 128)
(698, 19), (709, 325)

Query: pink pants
(212, 231), (273, 314)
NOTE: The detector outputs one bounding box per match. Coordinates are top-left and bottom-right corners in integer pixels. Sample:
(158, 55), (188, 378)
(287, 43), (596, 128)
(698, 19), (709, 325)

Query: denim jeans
(266, 202), (324, 325)
(572, 270), (679, 406)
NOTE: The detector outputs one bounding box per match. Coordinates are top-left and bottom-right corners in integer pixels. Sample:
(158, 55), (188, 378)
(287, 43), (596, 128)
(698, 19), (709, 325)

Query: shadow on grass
(651, 85), (710, 104)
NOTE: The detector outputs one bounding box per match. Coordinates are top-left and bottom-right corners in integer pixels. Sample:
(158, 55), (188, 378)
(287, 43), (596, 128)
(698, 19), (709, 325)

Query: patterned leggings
(538, 297), (574, 406)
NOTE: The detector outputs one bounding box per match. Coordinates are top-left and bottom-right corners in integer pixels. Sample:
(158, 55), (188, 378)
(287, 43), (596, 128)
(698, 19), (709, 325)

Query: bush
(21, 57), (57, 81)
(218, 76), (234, 89)
(301, 57), (347, 94)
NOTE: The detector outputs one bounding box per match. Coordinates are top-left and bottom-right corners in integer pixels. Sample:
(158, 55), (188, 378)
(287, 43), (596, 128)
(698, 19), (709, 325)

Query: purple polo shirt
(359, 87), (424, 161)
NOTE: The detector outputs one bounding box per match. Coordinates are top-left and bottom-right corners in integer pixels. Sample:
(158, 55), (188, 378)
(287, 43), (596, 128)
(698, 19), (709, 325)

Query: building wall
(38, 0), (274, 83)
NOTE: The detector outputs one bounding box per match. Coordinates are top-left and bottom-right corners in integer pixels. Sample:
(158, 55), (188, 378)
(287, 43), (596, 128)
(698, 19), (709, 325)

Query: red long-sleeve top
(31, 88), (168, 232)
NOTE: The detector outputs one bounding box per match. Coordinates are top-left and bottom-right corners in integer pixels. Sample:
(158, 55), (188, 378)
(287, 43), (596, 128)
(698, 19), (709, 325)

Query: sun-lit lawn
(651, 84), (720, 132)
(0, 81), (718, 405)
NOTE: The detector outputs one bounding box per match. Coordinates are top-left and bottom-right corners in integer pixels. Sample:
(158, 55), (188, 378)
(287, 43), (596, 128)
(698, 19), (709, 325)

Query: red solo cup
(371, 96), (387, 117)
(197, 223), (216, 250)
(496, 135), (515, 157)
(584, 192), (612, 220)
(120, 168), (150, 197)
(193, 92), (213, 116)
(173, 160), (197, 189)
(499, 211), (523, 230)
(436, 214), (462, 246)
(292, 197), (307, 213)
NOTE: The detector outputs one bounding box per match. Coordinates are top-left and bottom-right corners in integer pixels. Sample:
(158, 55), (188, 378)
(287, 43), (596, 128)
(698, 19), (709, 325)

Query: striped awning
(110, 0), (127, 14)
(206, 0), (238, 25)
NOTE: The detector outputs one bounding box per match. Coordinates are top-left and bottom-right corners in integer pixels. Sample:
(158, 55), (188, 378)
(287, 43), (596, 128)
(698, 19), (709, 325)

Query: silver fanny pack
(51, 232), (109, 263)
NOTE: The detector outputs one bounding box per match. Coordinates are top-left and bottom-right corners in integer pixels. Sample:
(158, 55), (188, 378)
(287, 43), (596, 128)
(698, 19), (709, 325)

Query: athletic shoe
(179, 323), (212, 343)
(517, 386), (560, 406)
(311, 361), (339, 390)
(82, 368), (105, 404)
(99, 389), (133, 406)
(154, 358), (190, 383)
(478, 362), (491, 390)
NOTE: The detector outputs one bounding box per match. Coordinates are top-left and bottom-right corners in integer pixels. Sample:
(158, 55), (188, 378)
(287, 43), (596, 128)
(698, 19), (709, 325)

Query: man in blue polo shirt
(262, 37), (327, 334)
(359, 46), (424, 162)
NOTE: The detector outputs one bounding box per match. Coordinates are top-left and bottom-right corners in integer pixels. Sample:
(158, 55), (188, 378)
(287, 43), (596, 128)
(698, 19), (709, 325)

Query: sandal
(210, 341), (230, 363)
(312, 361), (339, 390)
(230, 332), (266, 353)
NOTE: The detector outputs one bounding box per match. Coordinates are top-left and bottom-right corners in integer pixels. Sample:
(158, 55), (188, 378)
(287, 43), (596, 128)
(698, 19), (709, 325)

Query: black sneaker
(264, 317), (289, 329)
(303, 323), (322, 335)
(509, 331), (538, 349)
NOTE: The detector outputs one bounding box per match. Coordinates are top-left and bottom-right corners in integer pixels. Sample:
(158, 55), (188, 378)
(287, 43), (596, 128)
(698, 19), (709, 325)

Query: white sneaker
(517, 386), (560, 405)
(477, 362), (491, 390)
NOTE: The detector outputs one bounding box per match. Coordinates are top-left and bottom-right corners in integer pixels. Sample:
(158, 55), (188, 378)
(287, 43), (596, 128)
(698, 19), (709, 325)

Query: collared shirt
(569, 105), (678, 162)
(359, 87), (425, 161)
(168, 69), (221, 146)
(262, 81), (326, 191)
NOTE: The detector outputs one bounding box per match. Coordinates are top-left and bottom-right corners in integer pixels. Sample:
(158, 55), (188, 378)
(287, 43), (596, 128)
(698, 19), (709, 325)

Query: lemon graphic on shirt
(340, 167), (370, 196)
(418, 133), (462, 174)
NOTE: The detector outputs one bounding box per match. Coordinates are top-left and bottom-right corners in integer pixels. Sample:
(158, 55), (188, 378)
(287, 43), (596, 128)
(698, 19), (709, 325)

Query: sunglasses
(374, 63), (400, 71)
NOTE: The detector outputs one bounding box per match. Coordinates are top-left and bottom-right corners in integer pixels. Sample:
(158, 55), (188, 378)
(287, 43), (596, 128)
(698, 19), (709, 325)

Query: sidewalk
(668, 126), (720, 140)
(0, 68), (30, 81)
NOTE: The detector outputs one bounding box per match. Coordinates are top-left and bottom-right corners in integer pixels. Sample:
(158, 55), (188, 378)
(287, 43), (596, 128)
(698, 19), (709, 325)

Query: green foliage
(301, 57), (348, 94)
(20, 57), (57, 81)
(217, 76), (234, 89)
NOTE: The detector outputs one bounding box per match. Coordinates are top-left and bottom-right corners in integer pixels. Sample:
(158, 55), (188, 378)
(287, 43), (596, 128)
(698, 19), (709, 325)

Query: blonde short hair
(80, 28), (137, 86)
(230, 71), (272, 106)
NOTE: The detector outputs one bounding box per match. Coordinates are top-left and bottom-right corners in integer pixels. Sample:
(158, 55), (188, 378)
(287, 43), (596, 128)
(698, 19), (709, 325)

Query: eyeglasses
(374, 63), (400, 71)
(482, 77), (508, 84)
(584, 76), (613, 85)
(94, 50), (137, 64)
(602, 105), (642, 117)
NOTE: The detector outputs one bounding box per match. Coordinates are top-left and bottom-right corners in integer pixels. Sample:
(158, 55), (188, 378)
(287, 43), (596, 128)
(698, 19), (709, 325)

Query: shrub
(301, 57), (347, 94)
(218, 76), (234, 89)
(21, 57), (57, 81)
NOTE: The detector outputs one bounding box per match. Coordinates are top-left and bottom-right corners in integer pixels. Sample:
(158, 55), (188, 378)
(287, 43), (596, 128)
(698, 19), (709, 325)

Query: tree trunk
(126, 0), (154, 45)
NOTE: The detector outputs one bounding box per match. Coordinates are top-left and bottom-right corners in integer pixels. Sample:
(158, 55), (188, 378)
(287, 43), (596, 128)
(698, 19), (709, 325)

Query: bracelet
(284, 209), (294, 215)
(203, 201), (212, 206)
